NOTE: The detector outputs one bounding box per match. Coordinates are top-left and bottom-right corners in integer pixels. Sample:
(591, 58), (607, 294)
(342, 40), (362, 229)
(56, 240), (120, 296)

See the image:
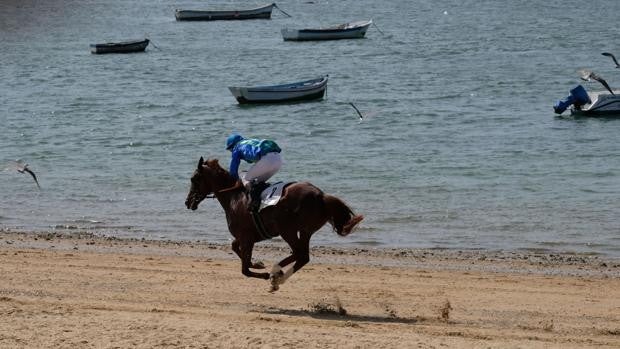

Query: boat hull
(175, 3), (274, 21)
(571, 92), (620, 116)
(228, 76), (328, 104)
(90, 39), (149, 54)
(282, 20), (371, 41)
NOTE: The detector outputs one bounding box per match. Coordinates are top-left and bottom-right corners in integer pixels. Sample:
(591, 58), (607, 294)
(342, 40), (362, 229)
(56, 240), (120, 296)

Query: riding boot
(248, 180), (264, 213)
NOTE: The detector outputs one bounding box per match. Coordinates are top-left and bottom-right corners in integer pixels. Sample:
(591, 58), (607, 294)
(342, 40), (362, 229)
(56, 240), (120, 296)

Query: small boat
(175, 3), (275, 21)
(228, 76), (328, 104)
(573, 91), (620, 116)
(555, 85), (620, 116)
(281, 19), (372, 41)
(90, 39), (149, 54)
(554, 70), (620, 116)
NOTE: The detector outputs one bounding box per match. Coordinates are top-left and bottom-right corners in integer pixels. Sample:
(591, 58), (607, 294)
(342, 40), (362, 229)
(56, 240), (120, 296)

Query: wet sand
(0, 231), (619, 348)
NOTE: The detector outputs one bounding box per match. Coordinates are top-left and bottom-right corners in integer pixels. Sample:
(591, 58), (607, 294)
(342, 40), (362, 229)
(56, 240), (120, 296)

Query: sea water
(1, 0), (619, 257)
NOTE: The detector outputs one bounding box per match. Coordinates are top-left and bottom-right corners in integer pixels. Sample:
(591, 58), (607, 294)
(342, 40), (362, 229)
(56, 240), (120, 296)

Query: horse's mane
(205, 158), (236, 184)
(205, 158), (224, 172)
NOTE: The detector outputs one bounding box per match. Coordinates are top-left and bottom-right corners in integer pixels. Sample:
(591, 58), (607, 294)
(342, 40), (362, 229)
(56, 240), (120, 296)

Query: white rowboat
(175, 3), (274, 21)
(281, 20), (372, 41)
(228, 76), (328, 104)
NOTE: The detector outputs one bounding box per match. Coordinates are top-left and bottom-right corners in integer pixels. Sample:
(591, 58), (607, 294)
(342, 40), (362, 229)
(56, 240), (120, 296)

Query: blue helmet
(225, 133), (244, 150)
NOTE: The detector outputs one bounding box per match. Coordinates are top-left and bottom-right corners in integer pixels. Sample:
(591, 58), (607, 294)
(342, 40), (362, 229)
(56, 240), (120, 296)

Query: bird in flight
(348, 102), (379, 121)
(602, 52), (620, 68)
(349, 102), (364, 120)
(579, 69), (615, 95)
(6, 160), (41, 189)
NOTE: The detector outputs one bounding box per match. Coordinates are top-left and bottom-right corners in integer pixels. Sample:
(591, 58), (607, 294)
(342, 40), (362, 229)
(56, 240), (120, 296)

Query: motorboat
(554, 71), (620, 116)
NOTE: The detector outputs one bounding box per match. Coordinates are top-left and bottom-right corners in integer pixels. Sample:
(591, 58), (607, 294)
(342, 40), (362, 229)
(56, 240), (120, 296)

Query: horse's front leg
(238, 240), (270, 280)
(231, 238), (266, 269)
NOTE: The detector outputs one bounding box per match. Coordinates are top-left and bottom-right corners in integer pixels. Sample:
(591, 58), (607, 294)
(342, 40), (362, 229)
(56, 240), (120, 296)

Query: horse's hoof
(269, 271), (283, 292)
(269, 276), (280, 292)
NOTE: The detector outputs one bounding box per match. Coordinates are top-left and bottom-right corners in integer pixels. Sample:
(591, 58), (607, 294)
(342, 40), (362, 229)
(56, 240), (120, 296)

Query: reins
(218, 180), (243, 193)
(204, 180), (243, 199)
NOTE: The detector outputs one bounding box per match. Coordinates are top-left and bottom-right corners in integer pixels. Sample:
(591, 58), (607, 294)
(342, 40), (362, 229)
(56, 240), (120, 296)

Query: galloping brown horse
(185, 157), (363, 291)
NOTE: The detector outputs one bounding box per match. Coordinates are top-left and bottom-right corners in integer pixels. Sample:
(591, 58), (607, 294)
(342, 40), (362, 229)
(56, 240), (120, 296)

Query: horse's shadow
(254, 306), (420, 325)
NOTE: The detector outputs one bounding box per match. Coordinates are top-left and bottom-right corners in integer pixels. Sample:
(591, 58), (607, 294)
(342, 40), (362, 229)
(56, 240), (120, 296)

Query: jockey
(225, 133), (282, 212)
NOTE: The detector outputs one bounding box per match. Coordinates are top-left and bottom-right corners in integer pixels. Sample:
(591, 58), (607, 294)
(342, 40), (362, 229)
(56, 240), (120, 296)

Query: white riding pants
(242, 152), (283, 186)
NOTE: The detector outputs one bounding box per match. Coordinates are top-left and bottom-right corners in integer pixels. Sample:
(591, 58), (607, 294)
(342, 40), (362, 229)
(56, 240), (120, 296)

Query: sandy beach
(0, 231), (619, 348)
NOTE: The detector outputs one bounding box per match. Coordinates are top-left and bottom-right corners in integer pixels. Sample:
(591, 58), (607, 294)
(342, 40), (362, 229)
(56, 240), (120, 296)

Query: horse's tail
(323, 194), (364, 236)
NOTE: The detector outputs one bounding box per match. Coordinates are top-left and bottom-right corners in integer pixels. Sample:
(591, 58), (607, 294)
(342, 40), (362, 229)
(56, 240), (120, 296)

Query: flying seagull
(349, 102), (364, 120)
(6, 160), (41, 189)
(602, 52), (620, 68)
(579, 69), (615, 95)
(348, 102), (379, 121)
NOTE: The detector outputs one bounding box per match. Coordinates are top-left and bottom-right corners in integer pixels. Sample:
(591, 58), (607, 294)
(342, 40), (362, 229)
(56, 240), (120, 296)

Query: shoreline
(2, 229), (619, 278)
(1, 230), (619, 348)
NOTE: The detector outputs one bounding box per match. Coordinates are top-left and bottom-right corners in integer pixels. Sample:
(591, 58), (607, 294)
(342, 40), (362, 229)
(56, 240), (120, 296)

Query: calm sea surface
(1, 0), (619, 257)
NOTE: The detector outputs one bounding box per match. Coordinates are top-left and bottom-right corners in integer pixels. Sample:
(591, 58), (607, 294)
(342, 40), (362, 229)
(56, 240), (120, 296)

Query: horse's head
(185, 157), (214, 210)
(185, 157), (237, 210)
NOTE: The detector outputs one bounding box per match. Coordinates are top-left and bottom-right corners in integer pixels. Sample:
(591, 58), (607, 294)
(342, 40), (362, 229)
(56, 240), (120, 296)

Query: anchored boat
(90, 39), (149, 54)
(554, 70), (620, 116)
(228, 76), (328, 104)
(175, 3), (275, 21)
(281, 20), (372, 41)
(555, 86), (620, 116)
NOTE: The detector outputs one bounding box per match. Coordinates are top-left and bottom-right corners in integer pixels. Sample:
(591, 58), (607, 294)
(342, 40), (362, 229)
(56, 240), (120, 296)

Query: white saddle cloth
(259, 181), (293, 210)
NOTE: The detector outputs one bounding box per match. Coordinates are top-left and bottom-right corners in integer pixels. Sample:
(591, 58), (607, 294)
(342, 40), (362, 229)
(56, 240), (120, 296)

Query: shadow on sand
(254, 306), (421, 325)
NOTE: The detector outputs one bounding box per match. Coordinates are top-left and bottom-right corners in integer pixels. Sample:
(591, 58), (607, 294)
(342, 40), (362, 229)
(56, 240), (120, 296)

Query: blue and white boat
(554, 71), (620, 116)
(228, 75), (328, 104)
(571, 90), (620, 116)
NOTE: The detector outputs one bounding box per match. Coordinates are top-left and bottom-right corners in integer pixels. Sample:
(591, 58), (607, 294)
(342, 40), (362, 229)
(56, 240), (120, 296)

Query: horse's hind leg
(288, 236), (310, 277)
(232, 238), (265, 269)
(270, 232), (311, 291)
(270, 254), (296, 276)
(237, 240), (269, 280)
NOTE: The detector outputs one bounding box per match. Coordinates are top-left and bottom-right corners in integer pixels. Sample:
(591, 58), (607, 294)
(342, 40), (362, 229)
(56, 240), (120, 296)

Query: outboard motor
(553, 85), (591, 114)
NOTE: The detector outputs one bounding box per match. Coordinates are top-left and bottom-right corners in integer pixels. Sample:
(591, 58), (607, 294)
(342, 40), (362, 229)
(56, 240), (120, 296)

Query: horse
(185, 157), (364, 291)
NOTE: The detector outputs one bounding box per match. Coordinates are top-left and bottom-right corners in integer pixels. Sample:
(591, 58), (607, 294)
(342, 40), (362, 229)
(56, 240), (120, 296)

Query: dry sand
(0, 230), (619, 348)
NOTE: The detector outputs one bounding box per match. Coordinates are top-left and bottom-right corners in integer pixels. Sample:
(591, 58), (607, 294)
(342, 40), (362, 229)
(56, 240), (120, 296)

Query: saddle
(247, 181), (295, 240)
(247, 181), (292, 211)
(257, 181), (291, 210)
